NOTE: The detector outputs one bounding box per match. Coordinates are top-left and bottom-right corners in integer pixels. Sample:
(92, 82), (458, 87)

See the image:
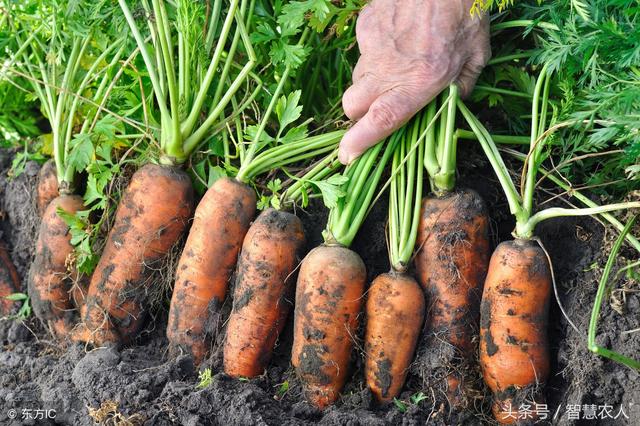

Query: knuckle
(412, 58), (452, 86)
(369, 99), (400, 132)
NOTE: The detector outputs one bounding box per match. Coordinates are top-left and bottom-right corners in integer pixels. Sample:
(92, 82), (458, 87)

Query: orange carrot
(415, 189), (490, 408)
(167, 177), (255, 364)
(0, 242), (20, 316)
(364, 272), (425, 403)
(479, 240), (551, 424)
(28, 194), (84, 335)
(77, 163), (194, 345)
(36, 159), (59, 217)
(291, 245), (366, 408)
(223, 208), (305, 377)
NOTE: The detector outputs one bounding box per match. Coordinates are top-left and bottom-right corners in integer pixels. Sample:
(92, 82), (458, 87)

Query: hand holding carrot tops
(339, 0), (490, 164)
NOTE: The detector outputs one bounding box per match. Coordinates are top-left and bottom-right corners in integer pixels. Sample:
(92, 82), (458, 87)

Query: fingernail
(338, 148), (350, 165)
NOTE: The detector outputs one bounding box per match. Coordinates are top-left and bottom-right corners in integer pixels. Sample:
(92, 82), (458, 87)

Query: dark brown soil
(0, 145), (638, 425)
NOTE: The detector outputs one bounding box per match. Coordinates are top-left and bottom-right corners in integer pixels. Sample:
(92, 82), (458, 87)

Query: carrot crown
(323, 135), (399, 248)
(388, 111), (426, 272)
(118, 0), (261, 166)
(424, 85), (459, 194)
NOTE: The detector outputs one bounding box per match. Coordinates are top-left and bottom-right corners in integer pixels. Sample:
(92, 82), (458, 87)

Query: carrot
(293, 138), (398, 408)
(223, 208), (305, 377)
(365, 272), (425, 402)
(415, 189), (490, 405)
(78, 164), (194, 345)
(167, 177), (255, 364)
(479, 240), (550, 423)
(0, 242), (20, 316)
(27, 195), (85, 336)
(36, 159), (59, 217)
(292, 245), (366, 408)
(363, 114), (427, 403)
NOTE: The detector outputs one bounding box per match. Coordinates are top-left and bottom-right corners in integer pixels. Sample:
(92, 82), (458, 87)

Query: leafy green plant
(196, 368), (213, 389)
(4, 293), (32, 320)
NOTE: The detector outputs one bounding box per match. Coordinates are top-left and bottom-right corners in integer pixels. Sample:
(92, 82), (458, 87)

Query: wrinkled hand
(338, 0), (490, 164)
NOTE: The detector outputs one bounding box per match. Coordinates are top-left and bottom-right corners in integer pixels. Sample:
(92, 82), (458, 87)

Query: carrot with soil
(414, 86), (491, 411)
(292, 135), (399, 409)
(6, 8), (126, 336)
(223, 152), (343, 378)
(36, 160), (59, 217)
(364, 115), (427, 403)
(0, 242), (21, 316)
(75, 0), (261, 346)
(457, 64), (640, 424)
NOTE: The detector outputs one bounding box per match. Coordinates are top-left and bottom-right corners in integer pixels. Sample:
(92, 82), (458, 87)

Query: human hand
(338, 0), (490, 164)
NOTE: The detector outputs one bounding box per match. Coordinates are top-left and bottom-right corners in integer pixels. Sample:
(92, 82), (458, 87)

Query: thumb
(338, 87), (421, 164)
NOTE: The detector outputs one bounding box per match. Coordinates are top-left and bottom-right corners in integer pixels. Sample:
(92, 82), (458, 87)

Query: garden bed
(1, 145), (638, 426)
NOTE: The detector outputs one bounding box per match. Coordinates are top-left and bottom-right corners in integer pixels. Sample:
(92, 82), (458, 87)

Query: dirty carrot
(292, 136), (398, 409)
(0, 242), (20, 316)
(36, 160), (59, 217)
(8, 11), (126, 337)
(79, 164), (194, 344)
(365, 117), (426, 403)
(415, 87), (491, 410)
(223, 153), (342, 378)
(458, 64), (640, 424)
(28, 195), (85, 335)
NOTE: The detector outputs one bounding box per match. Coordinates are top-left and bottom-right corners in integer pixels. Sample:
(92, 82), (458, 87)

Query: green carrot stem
(433, 85), (458, 193)
(522, 63), (550, 216)
(327, 135), (400, 247)
(457, 100), (523, 217)
(455, 129), (530, 145)
(474, 85), (533, 99)
(588, 217), (640, 370)
(516, 203), (640, 239)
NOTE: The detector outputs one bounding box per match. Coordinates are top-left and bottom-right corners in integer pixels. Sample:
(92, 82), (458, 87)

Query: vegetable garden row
(0, 1), (638, 425)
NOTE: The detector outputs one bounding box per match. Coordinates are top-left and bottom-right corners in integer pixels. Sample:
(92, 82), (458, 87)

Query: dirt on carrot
(0, 242), (20, 316)
(35, 159), (59, 217)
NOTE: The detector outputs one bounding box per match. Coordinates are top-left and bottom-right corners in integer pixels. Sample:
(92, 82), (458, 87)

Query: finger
(342, 75), (385, 121)
(338, 87), (421, 164)
(456, 19), (491, 98)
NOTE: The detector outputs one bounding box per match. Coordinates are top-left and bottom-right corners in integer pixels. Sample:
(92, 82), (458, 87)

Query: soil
(0, 144), (638, 426)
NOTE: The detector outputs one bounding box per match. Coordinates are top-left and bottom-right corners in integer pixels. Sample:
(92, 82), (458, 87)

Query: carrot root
(223, 208), (305, 378)
(36, 159), (59, 217)
(0, 242), (20, 316)
(479, 239), (551, 424)
(28, 194), (85, 336)
(167, 177), (256, 365)
(292, 245), (366, 409)
(78, 163), (194, 346)
(364, 272), (425, 403)
(415, 189), (490, 409)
